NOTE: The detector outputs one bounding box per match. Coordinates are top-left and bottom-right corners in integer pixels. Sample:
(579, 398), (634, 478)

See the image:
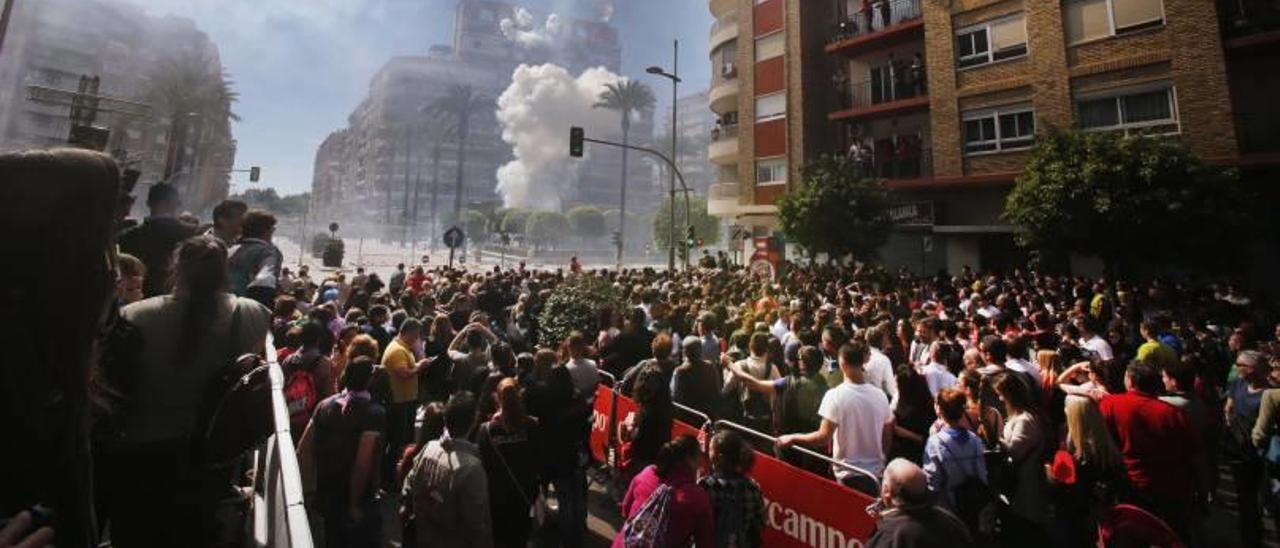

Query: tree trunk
(401, 127), (412, 246)
(430, 143), (442, 250)
(453, 112), (470, 225)
(617, 112), (630, 267)
(411, 136), (423, 240)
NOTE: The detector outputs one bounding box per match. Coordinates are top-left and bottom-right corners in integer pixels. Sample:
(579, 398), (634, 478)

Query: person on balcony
(833, 67), (851, 109)
(910, 53), (926, 96)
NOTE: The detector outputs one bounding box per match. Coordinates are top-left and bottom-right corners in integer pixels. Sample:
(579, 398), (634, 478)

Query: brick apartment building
(707, 0), (1280, 274)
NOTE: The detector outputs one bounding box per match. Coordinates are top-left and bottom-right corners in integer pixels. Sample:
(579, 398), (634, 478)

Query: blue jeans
(553, 469), (588, 548)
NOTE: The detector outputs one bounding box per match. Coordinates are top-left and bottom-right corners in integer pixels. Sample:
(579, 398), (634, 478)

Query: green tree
(652, 195), (720, 250)
(777, 155), (893, 262)
(146, 50), (238, 209)
(593, 79), (655, 261)
(1005, 129), (1251, 274)
(428, 85), (491, 221)
(525, 211), (571, 250)
(567, 205), (606, 243)
(459, 209), (490, 244)
(538, 276), (626, 346)
(501, 208), (533, 236)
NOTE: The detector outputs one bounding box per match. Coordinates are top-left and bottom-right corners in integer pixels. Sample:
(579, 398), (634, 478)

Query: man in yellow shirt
(1136, 320), (1177, 369)
(381, 318), (426, 481)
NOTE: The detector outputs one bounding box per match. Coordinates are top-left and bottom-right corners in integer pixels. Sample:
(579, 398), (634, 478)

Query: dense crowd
(4, 148), (1280, 548)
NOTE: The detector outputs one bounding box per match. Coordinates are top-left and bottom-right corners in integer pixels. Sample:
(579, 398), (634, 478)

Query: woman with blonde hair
(1054, 397), (1126, 546)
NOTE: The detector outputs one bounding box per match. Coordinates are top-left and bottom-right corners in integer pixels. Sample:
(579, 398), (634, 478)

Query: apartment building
(708, 0), (1267, 273)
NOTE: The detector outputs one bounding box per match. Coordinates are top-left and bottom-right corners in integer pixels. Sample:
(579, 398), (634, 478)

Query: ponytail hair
(655, 434), (700, 478)
(172, 237), (229, 349)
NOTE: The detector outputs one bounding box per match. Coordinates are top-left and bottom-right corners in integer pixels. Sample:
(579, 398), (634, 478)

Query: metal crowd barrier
(711, 420), (881, 492)
(248, 335), (313, 548)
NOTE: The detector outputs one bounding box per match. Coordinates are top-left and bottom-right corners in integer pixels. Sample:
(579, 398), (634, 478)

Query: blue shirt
(922, 426), (988, 509)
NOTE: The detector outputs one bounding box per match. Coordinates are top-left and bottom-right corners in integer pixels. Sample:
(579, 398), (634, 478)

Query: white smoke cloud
(499, 8), (564, 50)
(495, 63), (621, 211)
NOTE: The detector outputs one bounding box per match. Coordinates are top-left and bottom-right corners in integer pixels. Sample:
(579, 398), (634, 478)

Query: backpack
(781, 374), (828, 433)
(283, 353), (321, 429)
(621, 483), (675, 548)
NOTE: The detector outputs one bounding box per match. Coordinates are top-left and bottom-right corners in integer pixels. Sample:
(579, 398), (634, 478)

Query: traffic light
(686, 225), (696, 248)
(249, 166), (261, 182)
(569, 126), (584, 158)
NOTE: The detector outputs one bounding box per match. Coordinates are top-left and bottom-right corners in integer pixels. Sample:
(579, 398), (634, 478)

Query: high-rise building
(312, 0), (655, 235)
(0, 0), (236, 214)
(666, 90), (717, 194)
(707, 0), (1274, 273)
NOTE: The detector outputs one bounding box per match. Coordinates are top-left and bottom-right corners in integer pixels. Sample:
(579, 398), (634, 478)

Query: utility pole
(646, 40), (681, 272)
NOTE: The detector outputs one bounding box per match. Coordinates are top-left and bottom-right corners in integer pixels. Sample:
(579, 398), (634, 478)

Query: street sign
(443, 226), (465, 249)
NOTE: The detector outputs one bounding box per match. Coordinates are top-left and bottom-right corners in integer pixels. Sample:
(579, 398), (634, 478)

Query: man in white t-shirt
(1076, 317), (1114, 362)
(778, 340), (893, 495)
(863, 324), (899, 405)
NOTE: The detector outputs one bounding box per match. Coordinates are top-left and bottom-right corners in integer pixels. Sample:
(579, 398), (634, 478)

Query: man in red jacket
(1100, 360), (1206, 541)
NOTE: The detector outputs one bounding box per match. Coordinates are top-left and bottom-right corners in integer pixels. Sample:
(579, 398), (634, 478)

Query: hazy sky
(132, 0), (713, 196)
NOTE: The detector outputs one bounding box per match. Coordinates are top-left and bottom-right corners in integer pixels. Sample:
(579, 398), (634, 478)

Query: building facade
(311, 0), (655, 237)
(707, 0), (1271, 274)
(0, 0), (236, 214)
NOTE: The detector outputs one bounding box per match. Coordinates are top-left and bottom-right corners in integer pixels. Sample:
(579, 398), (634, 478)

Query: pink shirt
(613, 464), (714, 548)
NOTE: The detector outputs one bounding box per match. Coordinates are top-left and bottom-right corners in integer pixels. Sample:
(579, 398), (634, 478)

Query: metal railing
(1236, 112), (1280, 154)
(847, 147), (933, 180)
(843, 74), (926, 110)
(710, 124), (739, 142)
(830, 0), (923, 44)
(1217, 0), (1280, 38)
(714, 420), (881, 491)
(248, 336), (312, 548)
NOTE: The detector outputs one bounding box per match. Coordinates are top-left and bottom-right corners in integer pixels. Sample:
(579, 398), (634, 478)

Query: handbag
(198, 303), (275, 468)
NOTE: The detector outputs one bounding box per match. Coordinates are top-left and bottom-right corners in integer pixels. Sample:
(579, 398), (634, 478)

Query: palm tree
(413, 109), (456, 248)
(145, 51), (238, 184)
(428, 85), (491, 224)
(593, 79), (655, 264)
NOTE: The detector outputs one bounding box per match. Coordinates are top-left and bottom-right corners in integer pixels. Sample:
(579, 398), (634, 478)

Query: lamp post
(646, 40), (681, 272)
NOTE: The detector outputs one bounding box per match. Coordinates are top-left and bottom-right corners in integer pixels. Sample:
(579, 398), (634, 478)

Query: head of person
(798, 345), (822, 377)
(211, 199), (248, 241)
(655, 434), (701, 478)
(994, 372), (1033, 417)
(881, 458), (930, 510)
(1235, 350), (1270, 387)
(963, 347), (983, 370)
(116, 253), (146, 304)
(444, 391), (478, 439)
(838, 340), (869, 382)
(398, 318), (423, 344)
(915, 318), (938, 344)
(171, 237), (230, 344)
(1120, 360), (1162, 395)
(491, 342), (516, 375)
(651, 334), (674, 363)
(417, 401), (447, 444)
(980, 335), (1008, 365)
(346, 334), (380, 361)
(566, 331), (588, 358)
(342, 356), (376, 392)
(821, 325), (846, 356)
(748, 331), (770, 358)
(934, 388), (967, 427)
(696, 312), (717, 336)
(146, 182), (181, 216)
(299, 320), (326, 351)
(1, 148), (120, 542)
(681, 335), (703, 363)
(240, 209), (277, 242)
(1064, 397), (1121, 469)
(1161, 358), (1197, 394)
(709, 430), (754, 476)
(496, 377), (528, 430)
(533, 348), (558, 381)
(369, 305), (389, 326)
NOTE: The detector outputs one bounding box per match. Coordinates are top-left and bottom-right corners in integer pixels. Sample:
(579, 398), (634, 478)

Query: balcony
(707, 181), (741, 216)
(709, 0), (735, 18)
(709, 62), (740, 114)
(826, 0), (925, 58)
(1218, 0), (1280, 46)
(846, 142), (933, 185)
(710, 14), (739, 50)
(708, 124), (740, 164)
(830, 75), (928, 121)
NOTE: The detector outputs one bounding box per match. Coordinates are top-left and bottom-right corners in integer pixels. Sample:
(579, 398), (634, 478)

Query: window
(1076, 85), (1178, 135)
(754, 32), (784, 62)
(962, 106), (1035, 154)
(755, 93), (785, 121)
(756, 158), (787, 185)
(1064, 0), (1164, 45)
(956, 14), (1027, 68)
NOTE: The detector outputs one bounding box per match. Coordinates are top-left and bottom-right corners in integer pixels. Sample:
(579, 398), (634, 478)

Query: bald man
(867, 459), (973, 548)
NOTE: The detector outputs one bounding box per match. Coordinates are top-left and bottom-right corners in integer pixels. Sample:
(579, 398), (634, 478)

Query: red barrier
(748, 449), (877, 548)
(589, 384), (614, 463)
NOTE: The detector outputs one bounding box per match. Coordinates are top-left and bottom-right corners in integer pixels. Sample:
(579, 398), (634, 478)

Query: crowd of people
(5, 147), (1280, 548)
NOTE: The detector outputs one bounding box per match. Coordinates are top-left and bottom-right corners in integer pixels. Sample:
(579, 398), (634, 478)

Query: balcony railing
(839, 72), (926, 111)
(1237, 113), (1280, 154)
(847, 142), (932, 180)
(711, 123), (740, 142)
(829, 0), (923, 44)
(1217, 0), (1280, 39)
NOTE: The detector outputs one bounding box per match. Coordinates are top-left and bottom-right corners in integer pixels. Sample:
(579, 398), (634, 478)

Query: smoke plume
(495, 63), (621, 211)
(499, 8), (564, 50)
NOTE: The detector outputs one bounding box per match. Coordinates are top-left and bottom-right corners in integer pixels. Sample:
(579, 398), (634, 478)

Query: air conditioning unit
(721, 62), (737, 78)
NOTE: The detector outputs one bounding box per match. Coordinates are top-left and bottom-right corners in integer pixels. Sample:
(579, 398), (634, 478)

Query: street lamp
(646, 40), (682, 271)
